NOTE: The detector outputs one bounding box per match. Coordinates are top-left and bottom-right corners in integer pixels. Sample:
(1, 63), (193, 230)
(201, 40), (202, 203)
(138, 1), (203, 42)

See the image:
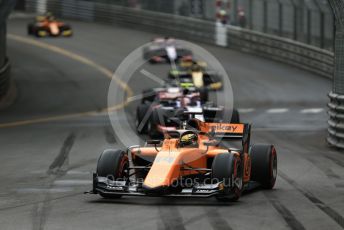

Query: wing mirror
(146, 140), (162, 145)
(203, 140), (220, 147)
(146, 140), (162, 152)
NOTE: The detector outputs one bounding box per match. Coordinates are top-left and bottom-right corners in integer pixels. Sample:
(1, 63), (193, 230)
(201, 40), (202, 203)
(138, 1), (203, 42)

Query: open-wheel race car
(88, 118), (277, 201)
(168, 59), (223, 91)
(136, 87), (239, 138)
(27, 12), (73, 37)
(143, 37), (192, 63)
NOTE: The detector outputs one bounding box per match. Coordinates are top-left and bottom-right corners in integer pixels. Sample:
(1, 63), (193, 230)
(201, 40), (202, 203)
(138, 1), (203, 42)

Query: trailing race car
(143, 37), (192, 63)
(136, 87), (239, 138)
(168, 60), (223, 91)
(88, 119), (277, 201)
(27, 12), (73, 37)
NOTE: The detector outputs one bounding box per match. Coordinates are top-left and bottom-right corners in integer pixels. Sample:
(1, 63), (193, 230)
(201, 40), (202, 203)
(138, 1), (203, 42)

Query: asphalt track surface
(1, 16), (343, 230)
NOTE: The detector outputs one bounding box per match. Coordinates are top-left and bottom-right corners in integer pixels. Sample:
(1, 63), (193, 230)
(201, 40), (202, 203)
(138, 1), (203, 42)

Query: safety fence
(25, 0), (334, 79)
(238, 0), (334, 51)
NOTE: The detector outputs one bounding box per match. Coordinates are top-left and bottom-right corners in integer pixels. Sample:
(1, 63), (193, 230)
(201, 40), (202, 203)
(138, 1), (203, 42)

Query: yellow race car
(168, 59), (223, 91)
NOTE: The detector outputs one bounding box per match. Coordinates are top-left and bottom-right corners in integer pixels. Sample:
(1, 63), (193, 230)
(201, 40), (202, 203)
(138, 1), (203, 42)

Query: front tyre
(96, 149), (129, 198)
(250, 144), (277, 189)
(212, 153), (243, 202)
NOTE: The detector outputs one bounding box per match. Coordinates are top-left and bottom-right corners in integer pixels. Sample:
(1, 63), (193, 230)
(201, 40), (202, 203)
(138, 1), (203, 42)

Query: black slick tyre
(212, 153), (243, 202)
(231, 108), (240, 123)
(250, 144), (277, 189)
(96, 149), (129, 198)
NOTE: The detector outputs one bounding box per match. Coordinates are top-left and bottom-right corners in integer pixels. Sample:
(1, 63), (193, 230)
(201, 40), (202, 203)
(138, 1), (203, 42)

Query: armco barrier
(25, 0), (334, 79)
(226, 27), (334, 79)
(328, 92), (344, 149)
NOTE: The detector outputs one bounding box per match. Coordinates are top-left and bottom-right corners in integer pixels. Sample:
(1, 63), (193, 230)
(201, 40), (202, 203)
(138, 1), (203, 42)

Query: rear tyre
(141, 89), (156, 103)
(250, 144), (277, 189)
(60, 25), (73, 37)
(142, 48), (151, 60)
(199, 87), (209, 103)
(219, 109), (240, 123)
(136, 104), (150, 134)
(35, 29), (47, 37)
(212, 153), (243, 202)
(231, 108), (240, 123)
(147, 109), (162, 138)
(96, 149), (129, 198)
(27, 24), (34, 35)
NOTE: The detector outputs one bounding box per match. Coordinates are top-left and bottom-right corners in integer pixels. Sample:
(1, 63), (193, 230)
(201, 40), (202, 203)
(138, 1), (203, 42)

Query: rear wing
(199, 123), (245, 139)
(190, 120), (251, 153)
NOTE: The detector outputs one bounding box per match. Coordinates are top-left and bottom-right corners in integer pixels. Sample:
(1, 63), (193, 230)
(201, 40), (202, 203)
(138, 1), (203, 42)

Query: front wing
(87, 173), (225, 198)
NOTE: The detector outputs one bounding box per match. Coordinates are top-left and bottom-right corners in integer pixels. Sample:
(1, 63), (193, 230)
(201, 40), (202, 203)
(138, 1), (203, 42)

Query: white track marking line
(238, 108), (255, 113)
(53, 180), (92, 186)
(266, 108), (289, 114)
(127, 89), (157, 103)
(300, 108), (324, 114)
(253, 126), (327, 132)
(140, 69), (165, 85)
(16, 188), (73, 193)
(127, 94), (143, 103)
(30, 170), (92, 175)
(66, 170), (92, 175)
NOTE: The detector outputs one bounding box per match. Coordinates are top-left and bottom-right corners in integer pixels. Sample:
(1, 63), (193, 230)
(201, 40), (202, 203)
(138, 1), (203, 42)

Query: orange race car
(88, 118), (277, 201)
(27, 13), (73, 37)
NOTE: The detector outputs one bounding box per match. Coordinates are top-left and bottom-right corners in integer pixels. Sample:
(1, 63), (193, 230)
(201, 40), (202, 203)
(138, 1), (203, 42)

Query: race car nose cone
(142, 184), (169, 196)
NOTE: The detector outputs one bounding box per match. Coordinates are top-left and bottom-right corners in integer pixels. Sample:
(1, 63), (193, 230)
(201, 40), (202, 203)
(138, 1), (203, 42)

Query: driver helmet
(191, 63), (202, 72)
(45, 12), (55, 20)
(180, 133), (198, 146)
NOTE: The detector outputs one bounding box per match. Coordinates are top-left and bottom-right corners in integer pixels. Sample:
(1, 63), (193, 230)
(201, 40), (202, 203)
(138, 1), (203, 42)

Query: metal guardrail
(0, 58), (11, 99)
(328, 91), (344, 149)
(226, 26), (334, 79)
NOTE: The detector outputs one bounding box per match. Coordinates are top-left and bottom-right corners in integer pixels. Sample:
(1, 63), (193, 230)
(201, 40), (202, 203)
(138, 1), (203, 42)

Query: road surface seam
(279, 170), (344, 229)
(32, 133), (76, 230)
(264, 191), (306, 230)
(204, 207), (233, 230)
(158, 205), (186, 230)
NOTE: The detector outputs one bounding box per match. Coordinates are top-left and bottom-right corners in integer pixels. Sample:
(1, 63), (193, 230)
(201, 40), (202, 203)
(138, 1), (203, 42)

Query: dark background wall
(0, 18), (5, 68)
(0, 0), (16, 66)
(0, 0), (16, 101)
